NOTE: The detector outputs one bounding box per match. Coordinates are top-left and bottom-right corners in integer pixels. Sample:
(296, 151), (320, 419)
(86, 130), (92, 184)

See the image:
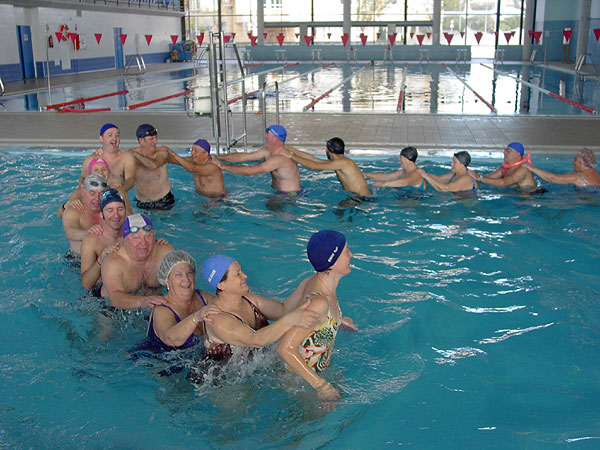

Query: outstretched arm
(131, 148), (169, 169)
(481, 166), (527, 187)
(527, 166), (579, 185)
(167, 149), (217, 176)
(221, 155), (283, 176)
(151, 304), (220, 346)
(285, 145), (323, 163)
(366, 170), (403, 182)
(121, 152), (136, 192)
(291, 154), (344, 171)
(216, 148), (268, 163)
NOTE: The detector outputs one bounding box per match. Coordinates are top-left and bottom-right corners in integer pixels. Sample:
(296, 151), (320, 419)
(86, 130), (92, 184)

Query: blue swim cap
(122, 213), (154, 238)
(193, 139), (211, 154)
(267, 125), (287, 143)
(136, 124), (158, 140)
(307, 230), (346, 272)
(507, 142), (524, 156)
(99, 123), (118, 136)
(100, 188), (125, 211)
(201, 255), (235, 291)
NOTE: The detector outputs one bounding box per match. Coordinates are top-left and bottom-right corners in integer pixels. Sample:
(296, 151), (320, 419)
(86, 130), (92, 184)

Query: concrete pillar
(575, 0), (591, 66)
(257, 0), (264, 45)
(343, 0), (351, 38)
(300, 24), (308, 45)
(432, 0), (441, 45)
(521, 0), (535, 61)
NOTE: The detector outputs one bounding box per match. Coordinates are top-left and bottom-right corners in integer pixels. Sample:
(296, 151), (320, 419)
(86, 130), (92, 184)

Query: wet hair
(453, 151), (471, 168)
(326, 137), (345, 155)
(400, 146), (418, 162)
(578, 148), (597, 168)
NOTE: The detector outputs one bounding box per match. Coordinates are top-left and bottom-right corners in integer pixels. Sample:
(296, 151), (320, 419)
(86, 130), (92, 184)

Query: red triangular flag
(341, 33), (349, 47)
(444, 32), (453, 45)
(427, 32), (431, 39)
(376, 32), (381, 40)
(350, 45), (354, 50)
(224, 34), (231, 43)
(410, 32), (415, 39)
(327, 32), (332, 39)
(263, 32), (268, 39)
(249, 35), (258, 47)
(119, 34), (127, 45)
(94, 33), (102, 45)
(416, 34), (425, 46)
(55, 32), (63, 42)
(360, 33), (367, 46)
(388, 33), (397, 47)
(460, 31), (465, 38)
(533, 31), (542, 44)
(594, 28), (600, 41)
(295, 33), (299, 39)
(563, 28), (573, 43)
(145, 34), (152, 45)
(277, 32), (284, 47)
(231, 33), (236, 41)
(304, 35), (312, 46)
(170, 35), (178, 45)
(504, 32), (512, 44)
(197, 33), (204, 46)
(474, 32), (483, 44)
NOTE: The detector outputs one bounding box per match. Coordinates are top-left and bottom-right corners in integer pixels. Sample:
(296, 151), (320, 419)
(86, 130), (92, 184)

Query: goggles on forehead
(87, 180), (108, 189)
(139, 128), (158, 139)
(127, 224), (153, 234)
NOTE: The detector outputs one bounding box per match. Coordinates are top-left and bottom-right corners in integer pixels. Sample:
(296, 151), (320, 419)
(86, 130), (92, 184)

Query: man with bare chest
(79, 124), (135, 192)
(130, 124), (175, 210)
(100, 213), (173, 309)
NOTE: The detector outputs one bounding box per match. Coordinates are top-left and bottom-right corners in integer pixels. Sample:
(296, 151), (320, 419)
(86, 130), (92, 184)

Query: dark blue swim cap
(100, 188), (125, 211)
(136, 124), (158, 140)
(307, 230), (346, 272)
(193, 139), (211, 153)
(99, 123), (118, 136)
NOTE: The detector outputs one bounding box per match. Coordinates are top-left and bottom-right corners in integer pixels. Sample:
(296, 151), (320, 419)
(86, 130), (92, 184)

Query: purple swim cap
(193, 139), (211, 154)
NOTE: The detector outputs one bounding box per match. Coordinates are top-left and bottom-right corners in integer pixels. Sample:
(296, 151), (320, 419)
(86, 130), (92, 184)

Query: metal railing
(123, 54), (147, 75)
(39, 0), (184, 12)
(0, 75), (5, 97)
(259, 81), (280, 146)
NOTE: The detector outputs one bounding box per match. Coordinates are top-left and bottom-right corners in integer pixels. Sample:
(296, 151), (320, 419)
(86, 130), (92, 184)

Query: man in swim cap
(100, 213), (174, 309)
(166, 138), (226, 198)
(283, 137), (372, 196)
(417, 151), (478, 192)
(80, 188), (129, 292)
(79, 123), (136, 192)
(213, 125), (301, 194)
(62, 174), (108, 255)
(473, 142), (537, 191)
(366, 146), (426, 190)
(130, 124), (175, 210)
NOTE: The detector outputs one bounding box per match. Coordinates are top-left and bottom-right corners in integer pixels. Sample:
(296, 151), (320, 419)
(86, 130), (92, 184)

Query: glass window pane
(468, 0), (497, 14)
(315, 1), (343, 22)
(442, 0), (466, 12)
(500, 0), (523, 15)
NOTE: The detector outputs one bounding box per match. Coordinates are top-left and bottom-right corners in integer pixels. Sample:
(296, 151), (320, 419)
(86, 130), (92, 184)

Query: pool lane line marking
(58, 107), (111, 113)
(480, 63), (598, 115)
(397, 62), (408, 112)
(442, 62), (497, 113)
(126, 89), (192, 110)
(303, 62), (372, 111)
(45, 90), (129, 110)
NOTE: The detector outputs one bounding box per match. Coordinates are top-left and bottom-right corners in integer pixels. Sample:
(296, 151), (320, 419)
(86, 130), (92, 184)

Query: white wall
(0, 5), (20, 65)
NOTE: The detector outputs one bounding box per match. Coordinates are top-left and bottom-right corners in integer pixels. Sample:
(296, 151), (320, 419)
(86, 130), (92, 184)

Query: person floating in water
(79, 123), (136, 193)
(213, 125), (302, 195)
(284, 137), (372, 197)
(367, 146), (426, 190)
(166, 139), (226, 198)
(525, 148), (600, 188)
(147, 251), (220, 350)
(130, 124), (175, 210)
(278, 230), (358, 412)
(80, 188), (128, 292)
(199, 254), (321, 360)
(418, 151), (478, 192)
(61, 173), (108, 255)
(100, 213), (174, 309)
(472, 142), (538, 191)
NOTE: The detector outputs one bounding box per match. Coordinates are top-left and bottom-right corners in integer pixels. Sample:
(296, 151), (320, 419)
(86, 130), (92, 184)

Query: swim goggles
(126, 224), (153, 234)
(87, 180), (108, 189)
(138, 127), (158, 139)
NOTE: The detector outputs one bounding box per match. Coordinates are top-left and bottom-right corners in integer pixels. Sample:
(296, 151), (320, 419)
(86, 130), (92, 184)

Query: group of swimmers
(59, 121), (599, 410)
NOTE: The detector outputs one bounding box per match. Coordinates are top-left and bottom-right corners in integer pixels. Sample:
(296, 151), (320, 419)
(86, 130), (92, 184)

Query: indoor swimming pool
(1, 61), (598, 116)
(0, 146), (599, 449)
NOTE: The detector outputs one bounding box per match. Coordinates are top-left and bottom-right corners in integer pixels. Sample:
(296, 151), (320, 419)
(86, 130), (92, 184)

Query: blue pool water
(0, 147), (599, 449)
(1, 62), (599, 116)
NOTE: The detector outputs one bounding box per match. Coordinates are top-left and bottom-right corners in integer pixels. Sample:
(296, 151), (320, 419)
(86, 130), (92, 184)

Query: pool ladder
(0, 75), (4, 97)
(123, 54), (146, 75)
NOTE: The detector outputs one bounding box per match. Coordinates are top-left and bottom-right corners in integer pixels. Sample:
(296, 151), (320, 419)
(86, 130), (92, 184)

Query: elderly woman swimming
(526, 148), (600, 188)
(147, 250), (220, 350)
(277, 230), (358, 412)
(199, 255), (321, 360)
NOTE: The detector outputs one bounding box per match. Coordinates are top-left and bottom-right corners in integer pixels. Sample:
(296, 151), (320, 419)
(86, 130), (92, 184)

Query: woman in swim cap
(525, 148), (600, 188)
(277, 230), (358, 412)
(417, 151), (478, 192)
(199, 255), (321, 360)
(147, 250), (220, 350)
(367, 146), (426, 190)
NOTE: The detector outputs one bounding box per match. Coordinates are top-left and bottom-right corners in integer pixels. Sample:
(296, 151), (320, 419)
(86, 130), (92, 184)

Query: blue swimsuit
(147, 290), (207, 350)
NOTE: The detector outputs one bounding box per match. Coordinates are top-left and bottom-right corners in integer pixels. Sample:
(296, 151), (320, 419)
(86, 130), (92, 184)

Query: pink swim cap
(88, 158), (109, 174)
